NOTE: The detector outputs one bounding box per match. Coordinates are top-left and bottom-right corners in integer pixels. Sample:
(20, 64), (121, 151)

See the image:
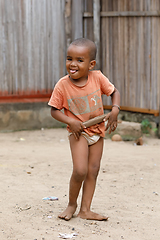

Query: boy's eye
(78, 59), (83, 62)
(67, 58), (72, 61)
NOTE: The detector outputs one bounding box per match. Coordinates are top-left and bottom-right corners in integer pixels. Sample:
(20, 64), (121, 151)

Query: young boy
(48, 38), (120, 221)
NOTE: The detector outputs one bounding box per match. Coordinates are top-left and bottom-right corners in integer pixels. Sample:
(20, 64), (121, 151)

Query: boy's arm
(51, 107), (85, 140)
(104, 87), (120, 134)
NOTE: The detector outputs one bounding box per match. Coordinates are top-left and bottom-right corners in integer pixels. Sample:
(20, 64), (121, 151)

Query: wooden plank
(0, 97), (51, 104)
(83, 113), (110, 127)
(83, 12), (93, 17)
(101, 0), (109, 106)
(43, 0), (48, 91)
(108, 15), (113, 99)
(3, 0), (10, 94)
(130, 0), (136, 107)
(84, 11), (160, 17)
(101, 10), (160, 17)
(65, 0), (72, 48)
(118, 0), (125, 106)
(22, 0), (28, 94)
(35, 0), (41, 92)
(59, 0), (65, 79)
(83, 0), (93, 39)
(23, 0), (30, 94)
(151, 0), (157, 110)
(0, 0), (4, 93)
(0, 93), (51, 100)
(93, 0), (100, 69)
(26, 0), (32, 94)
(32, 0), (36, 93)
(158, 2), (160, 136)
(71, 0), (83, 40)
(39, 0), (45, 91)
(136, 1), (143, 109)
(6, 0), (13, 94)
(124, 14), (129, 107)
(47, 0), (52, 90)
(112, 0), (118, 92)
(17, 0), (24, 93)
(105, 0), (109, 81)
(46, 0), (50, 90)
(83, 0), (87, 38)
(103, 105), (159, 117)
(51, 0), (58, 88)
(127, 4), (132, 107)
(143, 0), (150, 110)
(101, 0), (108, 74)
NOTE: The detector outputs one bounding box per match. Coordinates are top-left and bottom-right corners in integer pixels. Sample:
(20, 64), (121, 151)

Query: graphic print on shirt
(67, 89), (103, 116)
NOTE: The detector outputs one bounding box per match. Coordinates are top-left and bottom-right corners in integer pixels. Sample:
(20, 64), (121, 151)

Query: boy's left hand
(104, 108), (119, 134)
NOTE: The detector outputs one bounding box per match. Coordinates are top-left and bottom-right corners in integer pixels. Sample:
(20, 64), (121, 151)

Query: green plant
(141, 119), (152, 134)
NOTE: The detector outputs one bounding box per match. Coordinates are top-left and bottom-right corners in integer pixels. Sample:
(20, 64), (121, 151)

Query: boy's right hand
(69, 119), (86, 140)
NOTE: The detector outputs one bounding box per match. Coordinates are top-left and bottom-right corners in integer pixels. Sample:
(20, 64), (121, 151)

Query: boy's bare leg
(58, 135), (89, 220)
(78, 137), (108, 220)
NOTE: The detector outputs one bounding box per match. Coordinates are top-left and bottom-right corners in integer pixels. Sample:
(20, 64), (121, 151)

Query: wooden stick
(83, 113), (110, 128)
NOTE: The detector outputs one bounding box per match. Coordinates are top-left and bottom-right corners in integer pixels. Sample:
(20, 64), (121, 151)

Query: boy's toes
(58, 204), (77, 221)
(78, 210), (109, 221)
(58, 213), (72, 221)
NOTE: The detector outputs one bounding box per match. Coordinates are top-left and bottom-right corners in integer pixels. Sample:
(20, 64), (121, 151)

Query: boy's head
(66, 38), (97, 82)
(70, 38), (97, 61)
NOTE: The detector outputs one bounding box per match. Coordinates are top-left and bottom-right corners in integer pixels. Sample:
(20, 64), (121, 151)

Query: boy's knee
(89, 164), (100, 178)
(73, 168), (87, 182)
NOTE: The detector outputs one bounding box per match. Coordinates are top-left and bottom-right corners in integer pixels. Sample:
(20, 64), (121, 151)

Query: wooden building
(0, 0), (160, 128)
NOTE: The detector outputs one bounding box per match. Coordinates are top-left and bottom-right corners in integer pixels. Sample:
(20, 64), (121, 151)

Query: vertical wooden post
(93, 0), (100, 69)
(158, 11), (160, 138)
(65, 0), (72, 49)
(71, 0), (83, 40)
(158, 81), (160, 138)
(158, 117), (160, 138)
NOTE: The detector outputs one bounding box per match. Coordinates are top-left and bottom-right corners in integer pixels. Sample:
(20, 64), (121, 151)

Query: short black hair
(70, 38), (97, 61)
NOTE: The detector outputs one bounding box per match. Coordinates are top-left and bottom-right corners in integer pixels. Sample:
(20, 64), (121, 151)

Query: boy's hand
(104, 108), (119, 134)
(69, 119), (86, 140)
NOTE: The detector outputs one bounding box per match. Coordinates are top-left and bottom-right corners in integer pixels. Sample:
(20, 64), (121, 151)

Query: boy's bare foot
(58, 204), (77, 221)
(77, 210), (108, 221)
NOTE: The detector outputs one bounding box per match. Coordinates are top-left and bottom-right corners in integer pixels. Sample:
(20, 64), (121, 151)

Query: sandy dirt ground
(0, 128), (160, 240)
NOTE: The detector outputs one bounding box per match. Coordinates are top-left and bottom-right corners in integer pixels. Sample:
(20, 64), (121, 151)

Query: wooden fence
(0, 0), (66, 98)
(83, 0), (160, 116)
(0, 0), (160, 117)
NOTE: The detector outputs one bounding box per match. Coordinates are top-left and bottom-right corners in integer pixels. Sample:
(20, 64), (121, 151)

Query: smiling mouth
(70, 69), (77, 74)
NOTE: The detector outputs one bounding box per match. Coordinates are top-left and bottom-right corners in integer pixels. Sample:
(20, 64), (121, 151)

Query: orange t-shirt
(48, 70), (114, 137)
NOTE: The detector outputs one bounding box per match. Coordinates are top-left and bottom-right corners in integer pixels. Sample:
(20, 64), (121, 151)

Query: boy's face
(66, 44), (95, 82)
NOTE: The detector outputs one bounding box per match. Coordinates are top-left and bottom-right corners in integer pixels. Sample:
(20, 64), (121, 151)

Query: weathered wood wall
(0, 0), (159, 116)
(0, 0), (65, 97)
(83, 0), (160, 114)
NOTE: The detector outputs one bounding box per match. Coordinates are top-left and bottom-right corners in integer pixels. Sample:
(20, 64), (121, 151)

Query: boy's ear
(89, 60), (96, 70)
